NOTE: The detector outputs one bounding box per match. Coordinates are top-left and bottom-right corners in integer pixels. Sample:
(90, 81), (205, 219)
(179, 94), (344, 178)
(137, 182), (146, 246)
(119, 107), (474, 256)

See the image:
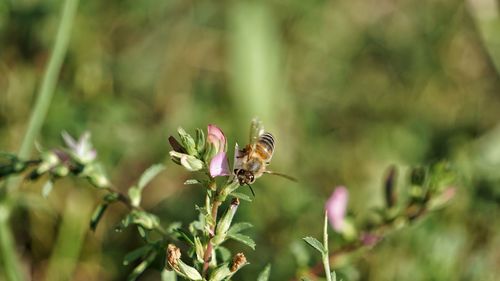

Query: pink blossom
(207, 124), (226, 153)
(361, 233), (381, 247)
(209, 152), (231, 177)
(441, 187), (456, 202)
(326, 186), (349, 232)
(61, 131), (97, 164)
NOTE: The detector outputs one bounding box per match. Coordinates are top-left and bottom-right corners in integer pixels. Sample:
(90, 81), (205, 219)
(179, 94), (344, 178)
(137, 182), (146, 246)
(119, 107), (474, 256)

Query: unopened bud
(230, 253), (247, 272)
(213, 198), (240, 245)
(37, 151), (60, 174)
(52, 165), (69, 177)
(169, 151), (204, 172)
(177, 127), (198, 156)
(194, 237), (205, 263)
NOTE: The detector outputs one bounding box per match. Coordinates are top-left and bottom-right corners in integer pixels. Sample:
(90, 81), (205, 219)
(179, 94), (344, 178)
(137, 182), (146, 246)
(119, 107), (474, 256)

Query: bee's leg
(246, 184), (256, 197)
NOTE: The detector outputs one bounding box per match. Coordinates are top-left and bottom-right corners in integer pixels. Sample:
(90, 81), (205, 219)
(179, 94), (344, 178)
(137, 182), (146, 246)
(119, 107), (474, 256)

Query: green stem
(0, 0), (79, 280)
(0, 208), (23, 281)
(323, 211), (332, 281)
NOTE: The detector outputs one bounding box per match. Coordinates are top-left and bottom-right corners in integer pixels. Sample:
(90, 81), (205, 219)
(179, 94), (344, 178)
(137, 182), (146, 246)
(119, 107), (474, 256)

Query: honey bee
(233, 119), (296, 192)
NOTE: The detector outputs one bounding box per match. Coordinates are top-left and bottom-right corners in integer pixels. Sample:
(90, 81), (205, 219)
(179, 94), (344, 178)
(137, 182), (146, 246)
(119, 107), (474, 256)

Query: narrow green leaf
(216, 246), (232, 263)
(228, 222), (253, 235)
(42, 180), (54, 198)
(302, 237), (326, 255)
(231, 192), (252, 202)
(138, 164), (165, 190)
(195, 128), (205, 154)
(127, 251), (157, 281)
(161, 269), (177, 281)
(123, 244), (152, 265)
(173, 228), (195, 246)
(257, 264), (271, 281)
(228, 233), (256, 250)
(90, 203), (108, 231)
(128, 187), (141, 207)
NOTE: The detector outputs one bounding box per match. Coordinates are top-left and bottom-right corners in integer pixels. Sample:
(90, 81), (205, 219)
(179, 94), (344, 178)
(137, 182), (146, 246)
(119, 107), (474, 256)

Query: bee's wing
(249, 118), (264, 144)
(233, 142), (244, 171)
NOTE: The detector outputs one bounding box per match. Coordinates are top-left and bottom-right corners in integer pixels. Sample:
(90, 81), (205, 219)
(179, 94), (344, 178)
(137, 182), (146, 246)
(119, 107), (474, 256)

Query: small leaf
(228, 222), (253, 235)
(257, 264), (271, 281)
(173, 228), (195, 246)
(216, 246), (232, 263)
(302, 237), (326, 255)
(138, 164), (165, 190)
(161, 269), (177, 281)
(90, 203), (108, 231)
(301, 277), (313, 281)
(137, 225), (146, 238)
(130, 211), (160, 230)
(228, 233), (256, 250)
(123, 244), (152, 265)
(42, 180), (54, 198)
(127, 251), (157, 281)
(231, 192), (252, 202)
(184, 179), (202, 185)
(128, 187), (141, 207)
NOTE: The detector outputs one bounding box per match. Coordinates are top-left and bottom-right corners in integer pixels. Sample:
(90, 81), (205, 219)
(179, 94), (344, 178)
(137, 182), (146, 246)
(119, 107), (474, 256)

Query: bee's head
(235, 169), (255, 185)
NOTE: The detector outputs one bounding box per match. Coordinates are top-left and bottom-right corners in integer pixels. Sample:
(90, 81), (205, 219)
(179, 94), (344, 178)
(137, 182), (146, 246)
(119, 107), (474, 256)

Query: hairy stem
(202, 196), (221, 276)
(323, 211), (332, 281)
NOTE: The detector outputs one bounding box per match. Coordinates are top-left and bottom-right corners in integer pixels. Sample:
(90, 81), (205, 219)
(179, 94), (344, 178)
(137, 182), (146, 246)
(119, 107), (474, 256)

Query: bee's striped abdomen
(255, 132), (275, 161)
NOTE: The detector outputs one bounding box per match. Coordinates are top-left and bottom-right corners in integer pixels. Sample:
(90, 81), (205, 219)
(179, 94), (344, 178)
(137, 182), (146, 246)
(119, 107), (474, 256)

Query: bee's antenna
(246, 184), (256, 197)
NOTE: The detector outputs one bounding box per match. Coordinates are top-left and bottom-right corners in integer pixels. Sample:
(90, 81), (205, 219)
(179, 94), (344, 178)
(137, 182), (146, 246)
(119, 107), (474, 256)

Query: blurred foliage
(1, 0), (500, 280)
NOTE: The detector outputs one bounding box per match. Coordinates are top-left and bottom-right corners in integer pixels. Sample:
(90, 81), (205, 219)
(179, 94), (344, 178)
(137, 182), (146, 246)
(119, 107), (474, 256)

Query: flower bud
(52, 165), (69, 177)
(213, 198), (240, 245)
(169, 151), (204, 171)
(204, 125), (226, 163)
(177, 127), (198, 156)
(209, 264), (232, 281)
(194, 237), (205, 263)
(36, 151), (60, 176)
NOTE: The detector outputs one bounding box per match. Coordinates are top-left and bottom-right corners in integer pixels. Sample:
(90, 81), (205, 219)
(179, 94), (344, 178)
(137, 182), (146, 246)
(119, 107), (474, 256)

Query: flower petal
(210, 152), (231, 177)
(207, 124), (226, 152)
(326, 186), (349, 232)
(61, 131), (78, 150)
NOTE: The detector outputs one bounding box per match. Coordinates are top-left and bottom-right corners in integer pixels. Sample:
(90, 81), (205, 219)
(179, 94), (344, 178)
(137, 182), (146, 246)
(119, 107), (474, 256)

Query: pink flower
(207, 124), (226, 154)
(207, 125), (230, 178)
(61, 131), (97, 164)
(326, 186), (349, 232)
(441, 187), (456, 202)
(361, 233), (381, 247)
(209, 151), (231, 177)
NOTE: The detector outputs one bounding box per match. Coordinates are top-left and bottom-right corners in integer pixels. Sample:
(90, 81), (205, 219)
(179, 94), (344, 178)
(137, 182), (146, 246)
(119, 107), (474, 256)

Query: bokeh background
(1, 0), (500, 280)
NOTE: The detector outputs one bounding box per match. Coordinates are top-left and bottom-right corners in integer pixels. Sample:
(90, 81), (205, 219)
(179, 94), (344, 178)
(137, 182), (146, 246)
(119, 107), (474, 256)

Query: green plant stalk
(0, 0), (79, 280)
(44, 189), (93, 281)
(0, 208), (22, 281)
(323, 211), (332, 281)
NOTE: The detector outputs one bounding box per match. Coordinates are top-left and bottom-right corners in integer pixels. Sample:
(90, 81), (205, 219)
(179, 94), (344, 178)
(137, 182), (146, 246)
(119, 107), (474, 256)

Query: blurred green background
(1, 0), (500, 280)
